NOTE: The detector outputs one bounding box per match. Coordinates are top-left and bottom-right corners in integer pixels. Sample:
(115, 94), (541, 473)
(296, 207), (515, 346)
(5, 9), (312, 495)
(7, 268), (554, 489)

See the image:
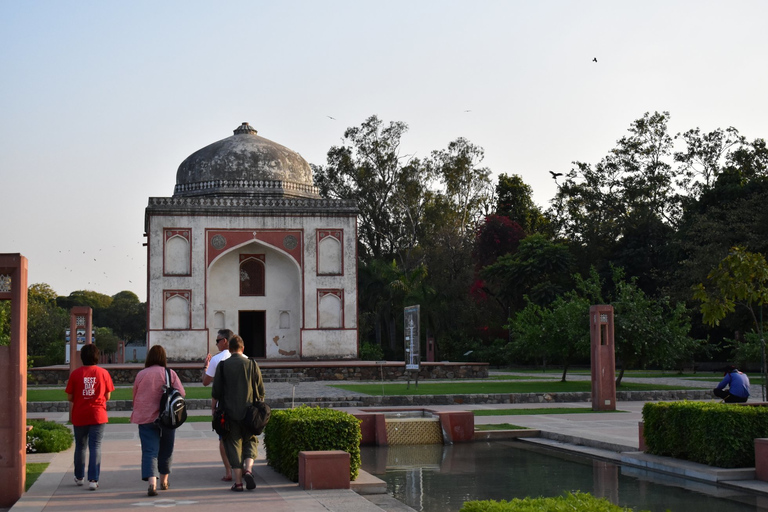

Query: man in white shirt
(203, 329), (234, 481)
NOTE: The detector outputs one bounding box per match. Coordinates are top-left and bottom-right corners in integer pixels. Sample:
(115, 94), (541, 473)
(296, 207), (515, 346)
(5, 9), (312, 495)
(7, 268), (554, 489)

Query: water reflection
(360, 441), (768, 512)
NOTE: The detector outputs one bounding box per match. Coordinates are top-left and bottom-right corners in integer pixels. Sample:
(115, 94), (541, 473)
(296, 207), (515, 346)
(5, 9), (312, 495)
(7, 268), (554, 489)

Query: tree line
(0, 286), (145, 366)
(314, 112), (768, 378)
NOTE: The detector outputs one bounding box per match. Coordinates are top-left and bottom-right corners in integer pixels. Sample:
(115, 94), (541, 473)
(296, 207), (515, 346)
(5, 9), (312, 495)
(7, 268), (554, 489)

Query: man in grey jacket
(212, 335), (265, 492)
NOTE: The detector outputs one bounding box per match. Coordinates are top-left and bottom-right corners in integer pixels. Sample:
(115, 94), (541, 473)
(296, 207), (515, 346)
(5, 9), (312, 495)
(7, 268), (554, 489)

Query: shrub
(460, 491), (645, 511)
(359, 342), (384, 361)
(263, 406), (361, 482)
(27, 420), (73, 453)
(643, 401), (768, 467)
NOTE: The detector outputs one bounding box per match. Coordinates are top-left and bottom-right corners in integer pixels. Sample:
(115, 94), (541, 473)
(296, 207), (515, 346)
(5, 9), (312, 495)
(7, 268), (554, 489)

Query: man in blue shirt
(713, 365), (750, 403)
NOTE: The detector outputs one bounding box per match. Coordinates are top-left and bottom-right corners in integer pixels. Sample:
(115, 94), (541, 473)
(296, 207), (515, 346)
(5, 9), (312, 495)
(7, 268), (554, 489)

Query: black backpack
(156, 368), (187, 429)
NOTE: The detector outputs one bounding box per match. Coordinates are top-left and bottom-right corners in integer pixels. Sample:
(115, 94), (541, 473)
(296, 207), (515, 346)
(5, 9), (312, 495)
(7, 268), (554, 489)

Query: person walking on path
(212, 335), (265, 492)
(130, 345), (186, 496)
(65, 343), (114, 491)
(713, 365), (750, 403)
(202, 328), (234, 481)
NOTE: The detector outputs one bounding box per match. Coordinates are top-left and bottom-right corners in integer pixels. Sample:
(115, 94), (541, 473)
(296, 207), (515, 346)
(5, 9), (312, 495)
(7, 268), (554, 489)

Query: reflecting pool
(360, 441), (768, 512)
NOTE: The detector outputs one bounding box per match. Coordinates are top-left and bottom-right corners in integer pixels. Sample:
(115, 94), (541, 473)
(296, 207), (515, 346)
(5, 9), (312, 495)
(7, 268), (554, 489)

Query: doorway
(238, 310), (266, 358)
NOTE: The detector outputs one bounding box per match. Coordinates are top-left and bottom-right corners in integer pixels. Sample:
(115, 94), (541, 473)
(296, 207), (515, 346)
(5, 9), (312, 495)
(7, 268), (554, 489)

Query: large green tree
(495, 173), (549, 235)
(27, 283), (68, 365)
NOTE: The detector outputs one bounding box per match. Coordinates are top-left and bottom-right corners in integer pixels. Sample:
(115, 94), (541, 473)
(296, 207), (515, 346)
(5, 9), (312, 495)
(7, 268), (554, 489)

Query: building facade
(145, 123), (358, 361)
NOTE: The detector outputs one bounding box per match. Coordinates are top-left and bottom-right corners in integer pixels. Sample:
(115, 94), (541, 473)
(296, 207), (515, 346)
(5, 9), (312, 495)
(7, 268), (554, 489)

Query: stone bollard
(755, 439), (768, 482)
(638, 421), (646, 452)
(298, 450), (350, 490)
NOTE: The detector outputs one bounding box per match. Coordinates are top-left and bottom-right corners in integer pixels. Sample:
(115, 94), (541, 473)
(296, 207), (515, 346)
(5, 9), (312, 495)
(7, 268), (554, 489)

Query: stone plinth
(298, 450), (350, 490)
(756, 439), (768, 482)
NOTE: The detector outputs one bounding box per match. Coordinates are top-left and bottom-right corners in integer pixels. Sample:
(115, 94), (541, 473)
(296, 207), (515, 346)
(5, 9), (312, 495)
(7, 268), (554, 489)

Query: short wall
(26, 389), (715, 413)
(28, 361), (489, 385)
(298, 450), (350, 490)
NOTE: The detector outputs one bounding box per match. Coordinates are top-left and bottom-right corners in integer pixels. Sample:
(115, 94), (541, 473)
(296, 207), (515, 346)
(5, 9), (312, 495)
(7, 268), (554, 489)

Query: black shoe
(148, 485), (158, 497)
(243, 471), (256, 490)
(230, 483), (244, 492)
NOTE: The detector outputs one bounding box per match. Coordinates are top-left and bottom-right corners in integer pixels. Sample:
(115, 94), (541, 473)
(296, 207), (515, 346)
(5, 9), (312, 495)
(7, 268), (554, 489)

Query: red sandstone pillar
(69, 307), (93, 371)
(590, 305), (616, 411)
(0, 254), (28, 507)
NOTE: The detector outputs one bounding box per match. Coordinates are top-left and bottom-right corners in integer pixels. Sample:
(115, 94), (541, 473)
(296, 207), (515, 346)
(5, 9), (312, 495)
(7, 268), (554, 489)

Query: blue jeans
(73, 424), (106, 482)
(138, 423), (176, 480)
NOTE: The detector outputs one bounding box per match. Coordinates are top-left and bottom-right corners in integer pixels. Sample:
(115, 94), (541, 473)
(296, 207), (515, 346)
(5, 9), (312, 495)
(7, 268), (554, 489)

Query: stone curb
(27, 389), (712, 413)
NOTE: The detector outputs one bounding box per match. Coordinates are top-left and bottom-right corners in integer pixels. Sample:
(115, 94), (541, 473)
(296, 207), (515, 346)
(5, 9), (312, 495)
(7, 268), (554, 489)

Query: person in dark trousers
(212, 335), (265, 492)
(202, 328), (234, 481)
(65, 343), (114, 490)
(713, 365), (750, 403)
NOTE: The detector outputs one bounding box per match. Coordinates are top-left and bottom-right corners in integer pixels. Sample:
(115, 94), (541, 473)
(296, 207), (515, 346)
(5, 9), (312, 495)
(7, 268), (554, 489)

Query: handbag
(212, 406), (229, 436)
(243, 359), (270, 435)
(243, 400), (271, 435)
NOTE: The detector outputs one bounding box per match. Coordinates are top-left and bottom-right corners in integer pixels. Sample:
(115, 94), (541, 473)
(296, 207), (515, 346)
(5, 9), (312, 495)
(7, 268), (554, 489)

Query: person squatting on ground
(202, 328), (234, 481)
(65, 343), (115, 491)
(131, 345), (186, 496)
(212, 335), (265, 492)
(713, 365), (750, 403)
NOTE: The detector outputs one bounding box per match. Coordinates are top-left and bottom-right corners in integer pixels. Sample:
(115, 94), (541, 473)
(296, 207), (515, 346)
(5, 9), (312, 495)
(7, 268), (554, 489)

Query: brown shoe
(148, 485), (158, 497)
(160, 482), (169, 491)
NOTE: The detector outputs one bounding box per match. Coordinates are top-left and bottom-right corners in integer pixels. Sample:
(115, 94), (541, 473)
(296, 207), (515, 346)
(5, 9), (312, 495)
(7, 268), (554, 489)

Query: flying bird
(327, 116), (336, 120)
(464, 110), (472, 113)
(592, 57), (597, 62)
(549, 171), (563, 179)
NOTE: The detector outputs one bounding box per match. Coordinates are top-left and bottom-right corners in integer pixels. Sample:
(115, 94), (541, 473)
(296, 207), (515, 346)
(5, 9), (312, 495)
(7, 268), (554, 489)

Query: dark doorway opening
(238, 310), (266, 358)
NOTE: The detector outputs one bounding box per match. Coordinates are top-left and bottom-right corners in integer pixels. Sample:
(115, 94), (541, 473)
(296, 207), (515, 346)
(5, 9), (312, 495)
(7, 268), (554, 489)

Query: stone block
(756, 438), (768, 482)
(438, 411), (474, 443)
(298, 450), (350, 490)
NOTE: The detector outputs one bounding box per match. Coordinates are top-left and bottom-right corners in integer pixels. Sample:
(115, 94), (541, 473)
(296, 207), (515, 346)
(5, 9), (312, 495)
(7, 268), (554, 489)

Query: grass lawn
(26, 463), (48, 491)
(474, 423), (527, 431)
(330, 380), (697, 396)
(28, 387), (215, 402)
(472, 407), (627, 416)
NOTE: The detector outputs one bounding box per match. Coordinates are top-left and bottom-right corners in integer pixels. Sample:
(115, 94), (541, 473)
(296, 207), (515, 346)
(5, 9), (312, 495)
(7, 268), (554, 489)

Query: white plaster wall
(149, 329), (208, 361)
(147, 211), (358, 360)
(302, 329), (357, 358)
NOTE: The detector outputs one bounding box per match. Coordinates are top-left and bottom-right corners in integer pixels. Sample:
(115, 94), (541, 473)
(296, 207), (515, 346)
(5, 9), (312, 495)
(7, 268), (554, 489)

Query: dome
(173, 122), (320, 199)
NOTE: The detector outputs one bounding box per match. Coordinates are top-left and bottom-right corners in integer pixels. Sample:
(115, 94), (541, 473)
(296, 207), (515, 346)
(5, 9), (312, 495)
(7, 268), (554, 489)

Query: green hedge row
(263, 406), (362, 482)
(27, 420), (73, 453)
(460, 492), (645, 511)
(642, 401), (768, 467)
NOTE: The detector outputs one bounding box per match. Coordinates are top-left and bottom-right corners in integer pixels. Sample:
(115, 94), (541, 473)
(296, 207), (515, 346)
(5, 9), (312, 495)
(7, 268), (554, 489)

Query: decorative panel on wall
(318, 289), (343, 328)
(317, 230), (342, 275)
(164, 290), (190, 329)
(164, 229), (191, 276)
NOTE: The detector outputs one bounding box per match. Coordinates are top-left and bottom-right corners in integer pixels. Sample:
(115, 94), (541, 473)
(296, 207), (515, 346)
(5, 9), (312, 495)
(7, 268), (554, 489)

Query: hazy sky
(1, 1), (767, 302)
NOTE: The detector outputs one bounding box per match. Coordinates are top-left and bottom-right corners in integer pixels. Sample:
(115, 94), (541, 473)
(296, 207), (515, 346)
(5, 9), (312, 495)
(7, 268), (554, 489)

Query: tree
(481, 234), (574, 311)
(0, 301), (9, 346)
(27, 283), (68, 365)
(549, 112), (680, 290)
(429, 137), (494, 236)
(675, 126), (744, 198)
(473, 215), (525, 270)
(692, 246), (768, 399)
(313, 115), (419, 261)
(495, 173), (549, 235)
(94, 327), (119, 358)
(105, 291), (146, 343)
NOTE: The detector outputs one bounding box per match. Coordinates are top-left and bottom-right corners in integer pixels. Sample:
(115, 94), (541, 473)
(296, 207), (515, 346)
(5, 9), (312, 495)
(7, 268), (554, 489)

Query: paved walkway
(11, 374), (768, 512)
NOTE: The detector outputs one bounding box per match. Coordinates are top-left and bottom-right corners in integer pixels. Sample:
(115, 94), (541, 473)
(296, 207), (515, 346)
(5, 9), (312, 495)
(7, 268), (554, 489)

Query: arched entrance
(207, 240), (302, 358)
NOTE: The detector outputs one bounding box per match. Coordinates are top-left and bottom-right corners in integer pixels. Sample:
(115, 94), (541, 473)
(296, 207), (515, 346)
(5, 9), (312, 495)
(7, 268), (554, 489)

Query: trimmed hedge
(643, 401), (768, 467)
(27, 420), (73, 453)
(263, 406), (361, 482)
(460, 492), (645, 511)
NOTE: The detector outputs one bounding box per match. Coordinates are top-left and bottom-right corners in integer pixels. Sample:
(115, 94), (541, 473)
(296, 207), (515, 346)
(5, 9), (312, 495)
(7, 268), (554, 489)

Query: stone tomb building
(145, 123), (358, 361)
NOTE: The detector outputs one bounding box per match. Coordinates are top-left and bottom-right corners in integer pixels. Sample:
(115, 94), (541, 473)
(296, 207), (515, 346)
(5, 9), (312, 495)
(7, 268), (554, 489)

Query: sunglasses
(216, 338), (226, 343)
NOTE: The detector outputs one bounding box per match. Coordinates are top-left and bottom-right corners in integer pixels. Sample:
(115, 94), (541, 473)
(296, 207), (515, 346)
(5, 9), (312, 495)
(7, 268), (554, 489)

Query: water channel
(360, 440), (768, 512)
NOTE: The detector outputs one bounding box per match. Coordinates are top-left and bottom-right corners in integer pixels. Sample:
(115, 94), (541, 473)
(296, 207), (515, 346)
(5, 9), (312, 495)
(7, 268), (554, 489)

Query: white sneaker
(75, 477), (84, 486)
(89, 481), (98, 491)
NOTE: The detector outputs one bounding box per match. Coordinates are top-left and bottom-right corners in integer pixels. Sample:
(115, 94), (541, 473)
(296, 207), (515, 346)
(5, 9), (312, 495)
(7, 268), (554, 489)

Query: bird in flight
(327, 115), (336, 120)
(593, 57), (597, 62)
(549, 171), (563, 179)
(464, 110), (472, 113)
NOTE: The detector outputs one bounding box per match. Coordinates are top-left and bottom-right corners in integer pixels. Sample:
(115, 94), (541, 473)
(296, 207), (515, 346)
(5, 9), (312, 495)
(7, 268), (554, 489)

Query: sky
(1, 1), (767, 302)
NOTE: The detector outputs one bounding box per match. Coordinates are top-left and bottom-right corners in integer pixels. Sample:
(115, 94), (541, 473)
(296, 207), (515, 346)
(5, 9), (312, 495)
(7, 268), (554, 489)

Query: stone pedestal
(755, 439), (768, 482)
(298, 450), (350, 490)
(590, 305), (616, 411)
